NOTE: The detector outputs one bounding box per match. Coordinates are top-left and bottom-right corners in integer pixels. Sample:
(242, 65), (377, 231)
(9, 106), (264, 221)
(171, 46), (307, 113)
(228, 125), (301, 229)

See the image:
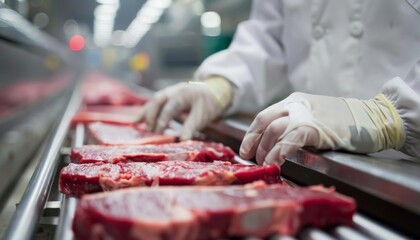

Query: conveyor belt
(50, 124), (408, 240)
(2, 84), (414, 240)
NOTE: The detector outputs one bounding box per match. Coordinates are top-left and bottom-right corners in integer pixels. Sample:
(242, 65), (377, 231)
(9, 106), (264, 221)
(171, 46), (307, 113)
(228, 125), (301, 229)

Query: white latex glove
(138, 77), (233, 140)
(240, 92), (405, 166)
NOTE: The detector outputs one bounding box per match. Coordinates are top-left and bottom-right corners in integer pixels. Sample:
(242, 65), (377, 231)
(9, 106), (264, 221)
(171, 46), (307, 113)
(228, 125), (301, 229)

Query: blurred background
(4, 0), (252, 89)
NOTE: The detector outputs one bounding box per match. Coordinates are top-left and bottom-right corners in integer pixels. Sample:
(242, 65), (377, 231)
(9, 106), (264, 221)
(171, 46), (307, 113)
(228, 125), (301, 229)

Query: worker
(138, 1), (420, 166)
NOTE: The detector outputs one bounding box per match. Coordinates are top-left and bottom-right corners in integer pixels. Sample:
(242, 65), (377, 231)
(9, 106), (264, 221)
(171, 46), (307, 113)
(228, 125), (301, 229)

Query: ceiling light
(201, 11), (221, 28)
(145, 0), (172, 9)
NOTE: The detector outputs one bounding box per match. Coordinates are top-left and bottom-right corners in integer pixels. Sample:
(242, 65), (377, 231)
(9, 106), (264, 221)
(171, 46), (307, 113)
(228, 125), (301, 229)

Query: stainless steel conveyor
(2, 81), (416, 240)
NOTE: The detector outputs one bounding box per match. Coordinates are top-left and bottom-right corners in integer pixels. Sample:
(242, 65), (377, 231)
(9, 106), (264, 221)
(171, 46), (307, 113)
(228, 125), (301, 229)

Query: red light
(69, 35), (85, 51)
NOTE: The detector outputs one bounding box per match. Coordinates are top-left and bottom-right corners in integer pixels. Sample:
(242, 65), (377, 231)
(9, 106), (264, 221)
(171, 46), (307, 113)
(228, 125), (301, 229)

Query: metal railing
(3, 81), (81, 240)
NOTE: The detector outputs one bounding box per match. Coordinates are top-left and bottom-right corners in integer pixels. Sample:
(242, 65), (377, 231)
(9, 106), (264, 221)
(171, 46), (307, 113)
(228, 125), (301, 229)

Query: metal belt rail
(2, 91), (411, 240)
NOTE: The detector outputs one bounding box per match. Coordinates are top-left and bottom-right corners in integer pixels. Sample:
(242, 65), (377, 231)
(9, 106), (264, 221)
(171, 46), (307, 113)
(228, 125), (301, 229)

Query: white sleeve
(194, 0), (288, 115)
(382, 58), (420, 157)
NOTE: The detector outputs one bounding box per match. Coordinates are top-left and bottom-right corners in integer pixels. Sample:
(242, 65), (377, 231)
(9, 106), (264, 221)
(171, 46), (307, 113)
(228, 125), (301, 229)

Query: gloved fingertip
(263, 156), (273, 165)
(180, 130), (193, 141)
(278, 155), (286, 166)
(265, 155), (285, 167)
(240, 132), (263, 160)
(145, 116), (155, 131)
(136, 115), (144, 123)
(146, 123), (154, 131)
(136, 109), (147, 123)
(279, 145), (297, 162)
(255, 155), (265, 166)
(239, 140), (253, 159)
(155, 121), (167, 133)
(255, 145), (269, 165)
(264, 145), (285, 167)
(239, 148), (250, 160)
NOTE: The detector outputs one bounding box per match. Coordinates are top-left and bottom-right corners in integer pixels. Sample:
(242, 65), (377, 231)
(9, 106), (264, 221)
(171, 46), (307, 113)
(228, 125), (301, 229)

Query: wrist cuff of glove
(374, 94), (405, 150)
(344, 94), (405, 152)
(189, 76), (233, 111)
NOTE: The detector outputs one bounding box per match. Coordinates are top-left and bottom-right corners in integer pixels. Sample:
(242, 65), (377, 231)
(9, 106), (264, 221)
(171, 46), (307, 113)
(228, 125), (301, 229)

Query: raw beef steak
(73, 182), (356, 239)
(81, 72), (147, 106)
(70, 141), (235, 164)
(59, 161), (281, 196)
(87, 122), (176, 145)
(72, 106), (144, 125)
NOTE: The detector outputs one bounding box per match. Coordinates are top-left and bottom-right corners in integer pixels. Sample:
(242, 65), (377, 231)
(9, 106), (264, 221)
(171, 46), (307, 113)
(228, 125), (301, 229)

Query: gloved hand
(239, 92), (405, 166)
(138, 77), (233, 140)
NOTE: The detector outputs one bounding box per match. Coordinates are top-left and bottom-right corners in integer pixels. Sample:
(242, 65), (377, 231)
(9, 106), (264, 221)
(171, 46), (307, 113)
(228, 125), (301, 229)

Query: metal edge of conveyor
(2, 77), (82, 240)
(287, 148), (420, 215)
(205, 117), (414, 240)
(54, 124), (84, 240)
(0, 95), (65, 213)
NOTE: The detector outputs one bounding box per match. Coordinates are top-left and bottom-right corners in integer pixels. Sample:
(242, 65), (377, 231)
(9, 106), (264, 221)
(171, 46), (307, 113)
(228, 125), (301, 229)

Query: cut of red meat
(83, 89), (147, 106)
(70, 140), (235, 164)
(73, 182), (356, 239)
(81, 72), (147, 106)
(72, 112), (137, 125)
(82, 105), (144, 115)
(59, 161), (281, 196)
(72, 106), (144, 125)
(86, 122), (176, 145)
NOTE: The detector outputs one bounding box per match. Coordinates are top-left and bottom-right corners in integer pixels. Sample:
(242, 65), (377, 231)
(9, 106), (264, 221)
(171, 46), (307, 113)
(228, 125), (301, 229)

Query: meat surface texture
(73, 183), (356, 239)
(59, 161), (281, 196)
(70, 140), (235, 164)
(81, 72), (148, 106)
(86, 122), (176, 145)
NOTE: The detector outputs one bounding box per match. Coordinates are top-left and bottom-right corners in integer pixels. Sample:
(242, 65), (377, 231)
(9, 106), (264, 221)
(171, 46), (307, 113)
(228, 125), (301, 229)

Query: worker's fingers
(280, 126), (318, 156)
(263, 144), (285, 166)
(144, 92), (169, 131)
(155, 99), (186, 133)
(240, 102), (288, 160)
(264, 126), (318, 165)
(239, 132), (263, 161)
(180, 100), (209, 141)
(248, 102), (288, 134)
(255, 117), (289, 165)
(135, 106), (146, 123)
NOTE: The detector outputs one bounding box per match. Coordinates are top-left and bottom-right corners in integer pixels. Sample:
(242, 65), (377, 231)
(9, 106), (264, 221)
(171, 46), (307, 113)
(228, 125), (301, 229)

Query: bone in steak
(73, 182), (356, 239)
(70, 140), (235, 164)
(86, 122), (176, 145)
(59, 161), (281, 196)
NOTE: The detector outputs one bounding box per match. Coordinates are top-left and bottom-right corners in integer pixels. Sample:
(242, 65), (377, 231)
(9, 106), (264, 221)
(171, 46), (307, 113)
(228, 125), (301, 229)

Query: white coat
(194, 0), (420, 156)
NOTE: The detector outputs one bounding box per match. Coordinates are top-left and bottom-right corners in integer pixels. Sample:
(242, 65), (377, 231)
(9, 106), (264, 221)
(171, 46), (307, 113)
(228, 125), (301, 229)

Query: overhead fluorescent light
(96, 0), (119, 6)
(201, 11), (221, 36)
(145, 0), (171, 9)
(93, 0), (119, 47)
(121, 0), (172, 48)
(201, 11), (221, 28)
